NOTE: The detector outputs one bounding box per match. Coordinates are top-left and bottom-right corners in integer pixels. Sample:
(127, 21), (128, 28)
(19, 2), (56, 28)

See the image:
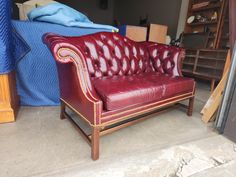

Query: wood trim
(61, 92), (194, 127)
(0, 72), (19, 123)
(99, 105), (177, 137)
(100, 94), (194, 126)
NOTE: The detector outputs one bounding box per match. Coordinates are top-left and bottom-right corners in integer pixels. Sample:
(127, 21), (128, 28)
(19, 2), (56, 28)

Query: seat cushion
(92, 72), (195, 111)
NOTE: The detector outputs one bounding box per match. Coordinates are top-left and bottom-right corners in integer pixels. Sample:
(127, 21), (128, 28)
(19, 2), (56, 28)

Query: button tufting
(66, 33), (182, 78)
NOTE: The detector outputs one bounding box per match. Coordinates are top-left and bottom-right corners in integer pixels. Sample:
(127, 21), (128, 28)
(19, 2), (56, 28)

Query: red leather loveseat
(43, 32), (195, 160)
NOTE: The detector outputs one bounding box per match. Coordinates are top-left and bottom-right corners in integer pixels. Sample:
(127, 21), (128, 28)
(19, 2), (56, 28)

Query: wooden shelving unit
(182, 0), (229, 91)
(182, 49), (228, 91)
(184, 0), (229, 49)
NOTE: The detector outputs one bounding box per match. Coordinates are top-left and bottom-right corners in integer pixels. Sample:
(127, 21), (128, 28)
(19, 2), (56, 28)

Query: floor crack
(175, 157), (194, 177)
(210, 157), (225, 166)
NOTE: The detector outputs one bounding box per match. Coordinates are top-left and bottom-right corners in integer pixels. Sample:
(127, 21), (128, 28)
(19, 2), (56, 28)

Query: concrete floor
(0, 82), (236, 177)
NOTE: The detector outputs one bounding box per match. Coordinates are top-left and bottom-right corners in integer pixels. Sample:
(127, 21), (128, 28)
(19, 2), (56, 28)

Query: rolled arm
(43, 33), (103, 125)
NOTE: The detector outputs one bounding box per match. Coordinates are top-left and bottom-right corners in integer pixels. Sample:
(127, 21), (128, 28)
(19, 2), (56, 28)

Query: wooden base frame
(60, 95), (194, 160)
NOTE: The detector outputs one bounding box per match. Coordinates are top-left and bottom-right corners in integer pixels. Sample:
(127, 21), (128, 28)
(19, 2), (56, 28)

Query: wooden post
(0, 72), (19, 123)
(91, 127), (100, 160)
(210, 79), (216, 92)
(187, 97), (194, 116)
(201, 51), (230, 123)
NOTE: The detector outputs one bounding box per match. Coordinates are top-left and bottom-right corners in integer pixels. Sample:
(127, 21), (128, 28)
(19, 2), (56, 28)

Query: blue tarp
(13, 20), (112, 106)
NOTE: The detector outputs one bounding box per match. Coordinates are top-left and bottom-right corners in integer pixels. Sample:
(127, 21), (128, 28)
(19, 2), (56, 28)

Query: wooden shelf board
(188, 21), (217, 26)
(183, 62), (195, 66)
(198, 49), (227, 52)
(186, 49), (227, 53)
(186, 49), (198, 51)
(182, 69), (193, 74)
(198, 56), (225, 61)
(185, 55), (196, 58)
(193, 71), (221, 80)
(192, 3), (222, 12)
(196, 64), (223, 70)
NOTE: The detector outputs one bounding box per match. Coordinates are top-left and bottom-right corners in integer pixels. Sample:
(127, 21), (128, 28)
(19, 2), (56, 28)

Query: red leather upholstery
(147, 43), (183, 76)
(43, 32), (195, 126)
(92, 72), (194, 111)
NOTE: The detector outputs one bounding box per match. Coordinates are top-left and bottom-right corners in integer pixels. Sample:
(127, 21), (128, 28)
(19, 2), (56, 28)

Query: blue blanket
(28, 2), (118, 32)
(13, 20), (112, 106)
(0, 0), (14, 74)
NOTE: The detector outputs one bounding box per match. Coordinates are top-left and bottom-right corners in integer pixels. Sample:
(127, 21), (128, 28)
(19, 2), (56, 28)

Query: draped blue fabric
(0, 1), (113, 105)
(28, 2), (118, 32)
(13, 20), (112, 106)
(0, 0), (14, 74)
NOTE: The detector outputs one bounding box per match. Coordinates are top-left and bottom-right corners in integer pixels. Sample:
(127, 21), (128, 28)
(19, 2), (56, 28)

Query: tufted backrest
(65, 32), (154, 78)
(44, 32), (183, 78)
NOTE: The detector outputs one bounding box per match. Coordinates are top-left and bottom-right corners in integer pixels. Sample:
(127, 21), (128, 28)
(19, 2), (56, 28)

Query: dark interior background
(12, 0), (182, 38)
(114, 0), (182, 38)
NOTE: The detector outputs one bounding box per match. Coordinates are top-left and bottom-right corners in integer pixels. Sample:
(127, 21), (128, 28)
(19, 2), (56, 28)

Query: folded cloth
(27, 2), (118, 32)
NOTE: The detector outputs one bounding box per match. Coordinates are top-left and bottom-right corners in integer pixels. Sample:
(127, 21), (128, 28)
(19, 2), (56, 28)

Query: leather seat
(93, 72), (194, 111)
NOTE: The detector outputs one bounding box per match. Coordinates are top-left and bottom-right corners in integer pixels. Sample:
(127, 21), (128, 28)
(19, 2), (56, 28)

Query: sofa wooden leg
(60, 101), (66, 120)
(91, 127), (100, 160)
(187, 97), (194, 116)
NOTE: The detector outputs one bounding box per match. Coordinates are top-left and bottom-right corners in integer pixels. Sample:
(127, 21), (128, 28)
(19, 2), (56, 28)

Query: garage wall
(57, 0), (114, 25)
(113, 0), (182, 38)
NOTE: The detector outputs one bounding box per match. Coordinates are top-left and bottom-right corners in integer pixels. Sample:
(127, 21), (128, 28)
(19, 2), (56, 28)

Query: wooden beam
(201, 51), (230, 123)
